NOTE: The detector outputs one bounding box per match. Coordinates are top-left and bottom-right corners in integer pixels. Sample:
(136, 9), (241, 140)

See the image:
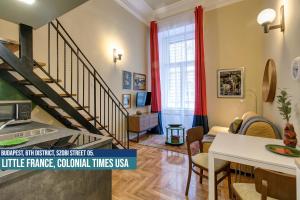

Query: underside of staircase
(0, 21), (129, 149)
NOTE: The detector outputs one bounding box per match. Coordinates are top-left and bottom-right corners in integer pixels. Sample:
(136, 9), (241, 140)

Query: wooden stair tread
(113, 141), (122, 145)
(97, 125), (108, 130)
(0, 62), (46, 71)
(48, 105), (89, 110)
(73, 124), (84, 129)
(0, 37), (18, 45)
(33, 93), (76, 98)
(72, 124), (107, 130)
(34, 62), (46, 67)
(63, 115), (99, 121)
(18, 78), (62, 85)
(0, 37), (19, 53)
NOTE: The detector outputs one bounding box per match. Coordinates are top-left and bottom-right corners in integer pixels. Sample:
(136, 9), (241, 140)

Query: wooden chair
(185, 127), (232, 199)
(233, 168), (296, 200)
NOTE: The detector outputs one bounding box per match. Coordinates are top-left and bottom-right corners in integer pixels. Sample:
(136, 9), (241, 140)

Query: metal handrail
(44, 19), (129, 149)
(53, 20), (129, 114)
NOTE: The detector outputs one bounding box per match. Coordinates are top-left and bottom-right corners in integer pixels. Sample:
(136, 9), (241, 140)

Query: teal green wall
(0, 78), (26, 100)
(0, 78), (36, 109)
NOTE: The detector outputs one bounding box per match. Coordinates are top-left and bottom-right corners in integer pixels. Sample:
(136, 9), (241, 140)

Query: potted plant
(276, 89), (297, 147)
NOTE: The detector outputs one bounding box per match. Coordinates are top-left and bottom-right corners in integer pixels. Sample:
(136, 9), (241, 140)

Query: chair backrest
(186, 127), (204, 159)
(254, 168), (296, 200)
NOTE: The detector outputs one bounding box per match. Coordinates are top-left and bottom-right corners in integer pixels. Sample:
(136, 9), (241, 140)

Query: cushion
(233, 183), (276, 200)
(245, 122), (277, 139)
(229, 118), (243, 133)
(207, 126), (229, 136)
(191, 153), (228, 171)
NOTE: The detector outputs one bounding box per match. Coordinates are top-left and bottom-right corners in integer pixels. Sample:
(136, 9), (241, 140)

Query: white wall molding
(114, 0), (153, 25)
(115, 0), (246, 25)
(204, 0), (245, 11)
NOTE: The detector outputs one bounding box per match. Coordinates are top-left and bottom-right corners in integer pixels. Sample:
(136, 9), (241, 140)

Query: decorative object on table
(0, 137), (29, 147)
(136, 110), (142, 115)
(217, 68), (244, 98)
(265, 144), (300, 157)
(276, 89), (297, 147)
(122, 71), (132, 89)
(291, 57), (300, 80)
(133, 73), (146, 90)
(263, 59), (277, 102)
(165, 125), (185, 146)
(284, 123), (297, 147)
(122, 94), (131, 109)
(168, 124), (182, 127)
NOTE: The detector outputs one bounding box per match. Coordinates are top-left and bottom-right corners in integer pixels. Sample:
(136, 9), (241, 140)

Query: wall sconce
(113, 48), (123, 63)
(257, 6), (285, 33)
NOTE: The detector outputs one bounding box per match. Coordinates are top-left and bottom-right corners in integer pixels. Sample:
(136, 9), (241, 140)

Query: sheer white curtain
(158, 12), (195, 131)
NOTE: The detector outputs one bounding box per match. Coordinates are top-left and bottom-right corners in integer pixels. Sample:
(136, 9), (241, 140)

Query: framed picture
(122, 71), (132, 90)
(122, 94), (131, 109)
(133, 73), (146, 90)
(217, 68), (244, 98)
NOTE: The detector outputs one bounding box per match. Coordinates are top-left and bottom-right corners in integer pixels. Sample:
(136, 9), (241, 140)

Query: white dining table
(208, 134), (298, 200)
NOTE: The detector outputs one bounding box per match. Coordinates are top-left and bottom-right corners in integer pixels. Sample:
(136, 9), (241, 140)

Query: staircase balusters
(41, 19), (129, 148)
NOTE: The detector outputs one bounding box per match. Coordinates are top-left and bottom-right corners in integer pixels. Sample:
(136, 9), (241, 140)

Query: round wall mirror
(262, 59), (277, 102)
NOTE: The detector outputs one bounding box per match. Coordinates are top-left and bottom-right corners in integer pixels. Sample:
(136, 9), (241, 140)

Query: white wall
(262, 0), (300, 138)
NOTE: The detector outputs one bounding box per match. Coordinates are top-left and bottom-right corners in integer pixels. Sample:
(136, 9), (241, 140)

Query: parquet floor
(112, 143), (253, 200)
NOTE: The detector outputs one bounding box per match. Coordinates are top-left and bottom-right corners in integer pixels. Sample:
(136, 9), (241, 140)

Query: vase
(283, 123), (297, 148)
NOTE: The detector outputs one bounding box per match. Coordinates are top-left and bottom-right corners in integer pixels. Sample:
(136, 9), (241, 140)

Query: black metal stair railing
(39, 19), (129, 149)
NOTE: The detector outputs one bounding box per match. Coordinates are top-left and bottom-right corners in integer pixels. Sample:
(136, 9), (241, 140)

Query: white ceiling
(144, 0), (182, 10)
(0, 0), (88, 28)
(115, 0), (245, 25)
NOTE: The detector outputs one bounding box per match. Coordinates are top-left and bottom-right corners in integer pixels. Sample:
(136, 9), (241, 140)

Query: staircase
(0, 20), (129, 149)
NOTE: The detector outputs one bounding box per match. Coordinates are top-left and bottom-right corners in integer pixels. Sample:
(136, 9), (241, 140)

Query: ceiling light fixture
(18, 0), (36, 5)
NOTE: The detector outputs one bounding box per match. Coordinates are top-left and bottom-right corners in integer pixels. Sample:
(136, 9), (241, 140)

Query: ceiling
(116, 0), (245, 25)
(0, 0), (88, 28)
(144, 0), (182, 10)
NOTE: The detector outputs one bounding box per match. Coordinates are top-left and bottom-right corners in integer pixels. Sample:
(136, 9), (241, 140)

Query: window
(159, 24), (195, 111)
(159, 21), (195, 129)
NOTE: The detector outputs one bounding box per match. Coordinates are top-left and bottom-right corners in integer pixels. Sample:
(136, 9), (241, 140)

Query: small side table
(165, 126), (185, 146)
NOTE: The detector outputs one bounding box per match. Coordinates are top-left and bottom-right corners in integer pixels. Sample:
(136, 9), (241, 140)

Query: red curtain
(150, 21), (163, 134)
(193, 6), (209, 133)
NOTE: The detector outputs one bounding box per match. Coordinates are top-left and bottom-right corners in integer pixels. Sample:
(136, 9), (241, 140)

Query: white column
(208, 152), (215, 200)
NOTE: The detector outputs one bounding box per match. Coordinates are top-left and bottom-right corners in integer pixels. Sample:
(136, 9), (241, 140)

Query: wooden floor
(112, 143), (253, 200)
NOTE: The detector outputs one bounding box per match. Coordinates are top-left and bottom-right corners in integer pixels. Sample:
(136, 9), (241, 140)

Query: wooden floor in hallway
(112, 143), (253, 200)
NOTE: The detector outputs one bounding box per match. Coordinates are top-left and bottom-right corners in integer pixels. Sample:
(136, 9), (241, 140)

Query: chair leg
(215, 173), (218, 200)
(227, 166), (232, 199)
(185, 166), (192, 196)
(199, 169), (203, 184)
